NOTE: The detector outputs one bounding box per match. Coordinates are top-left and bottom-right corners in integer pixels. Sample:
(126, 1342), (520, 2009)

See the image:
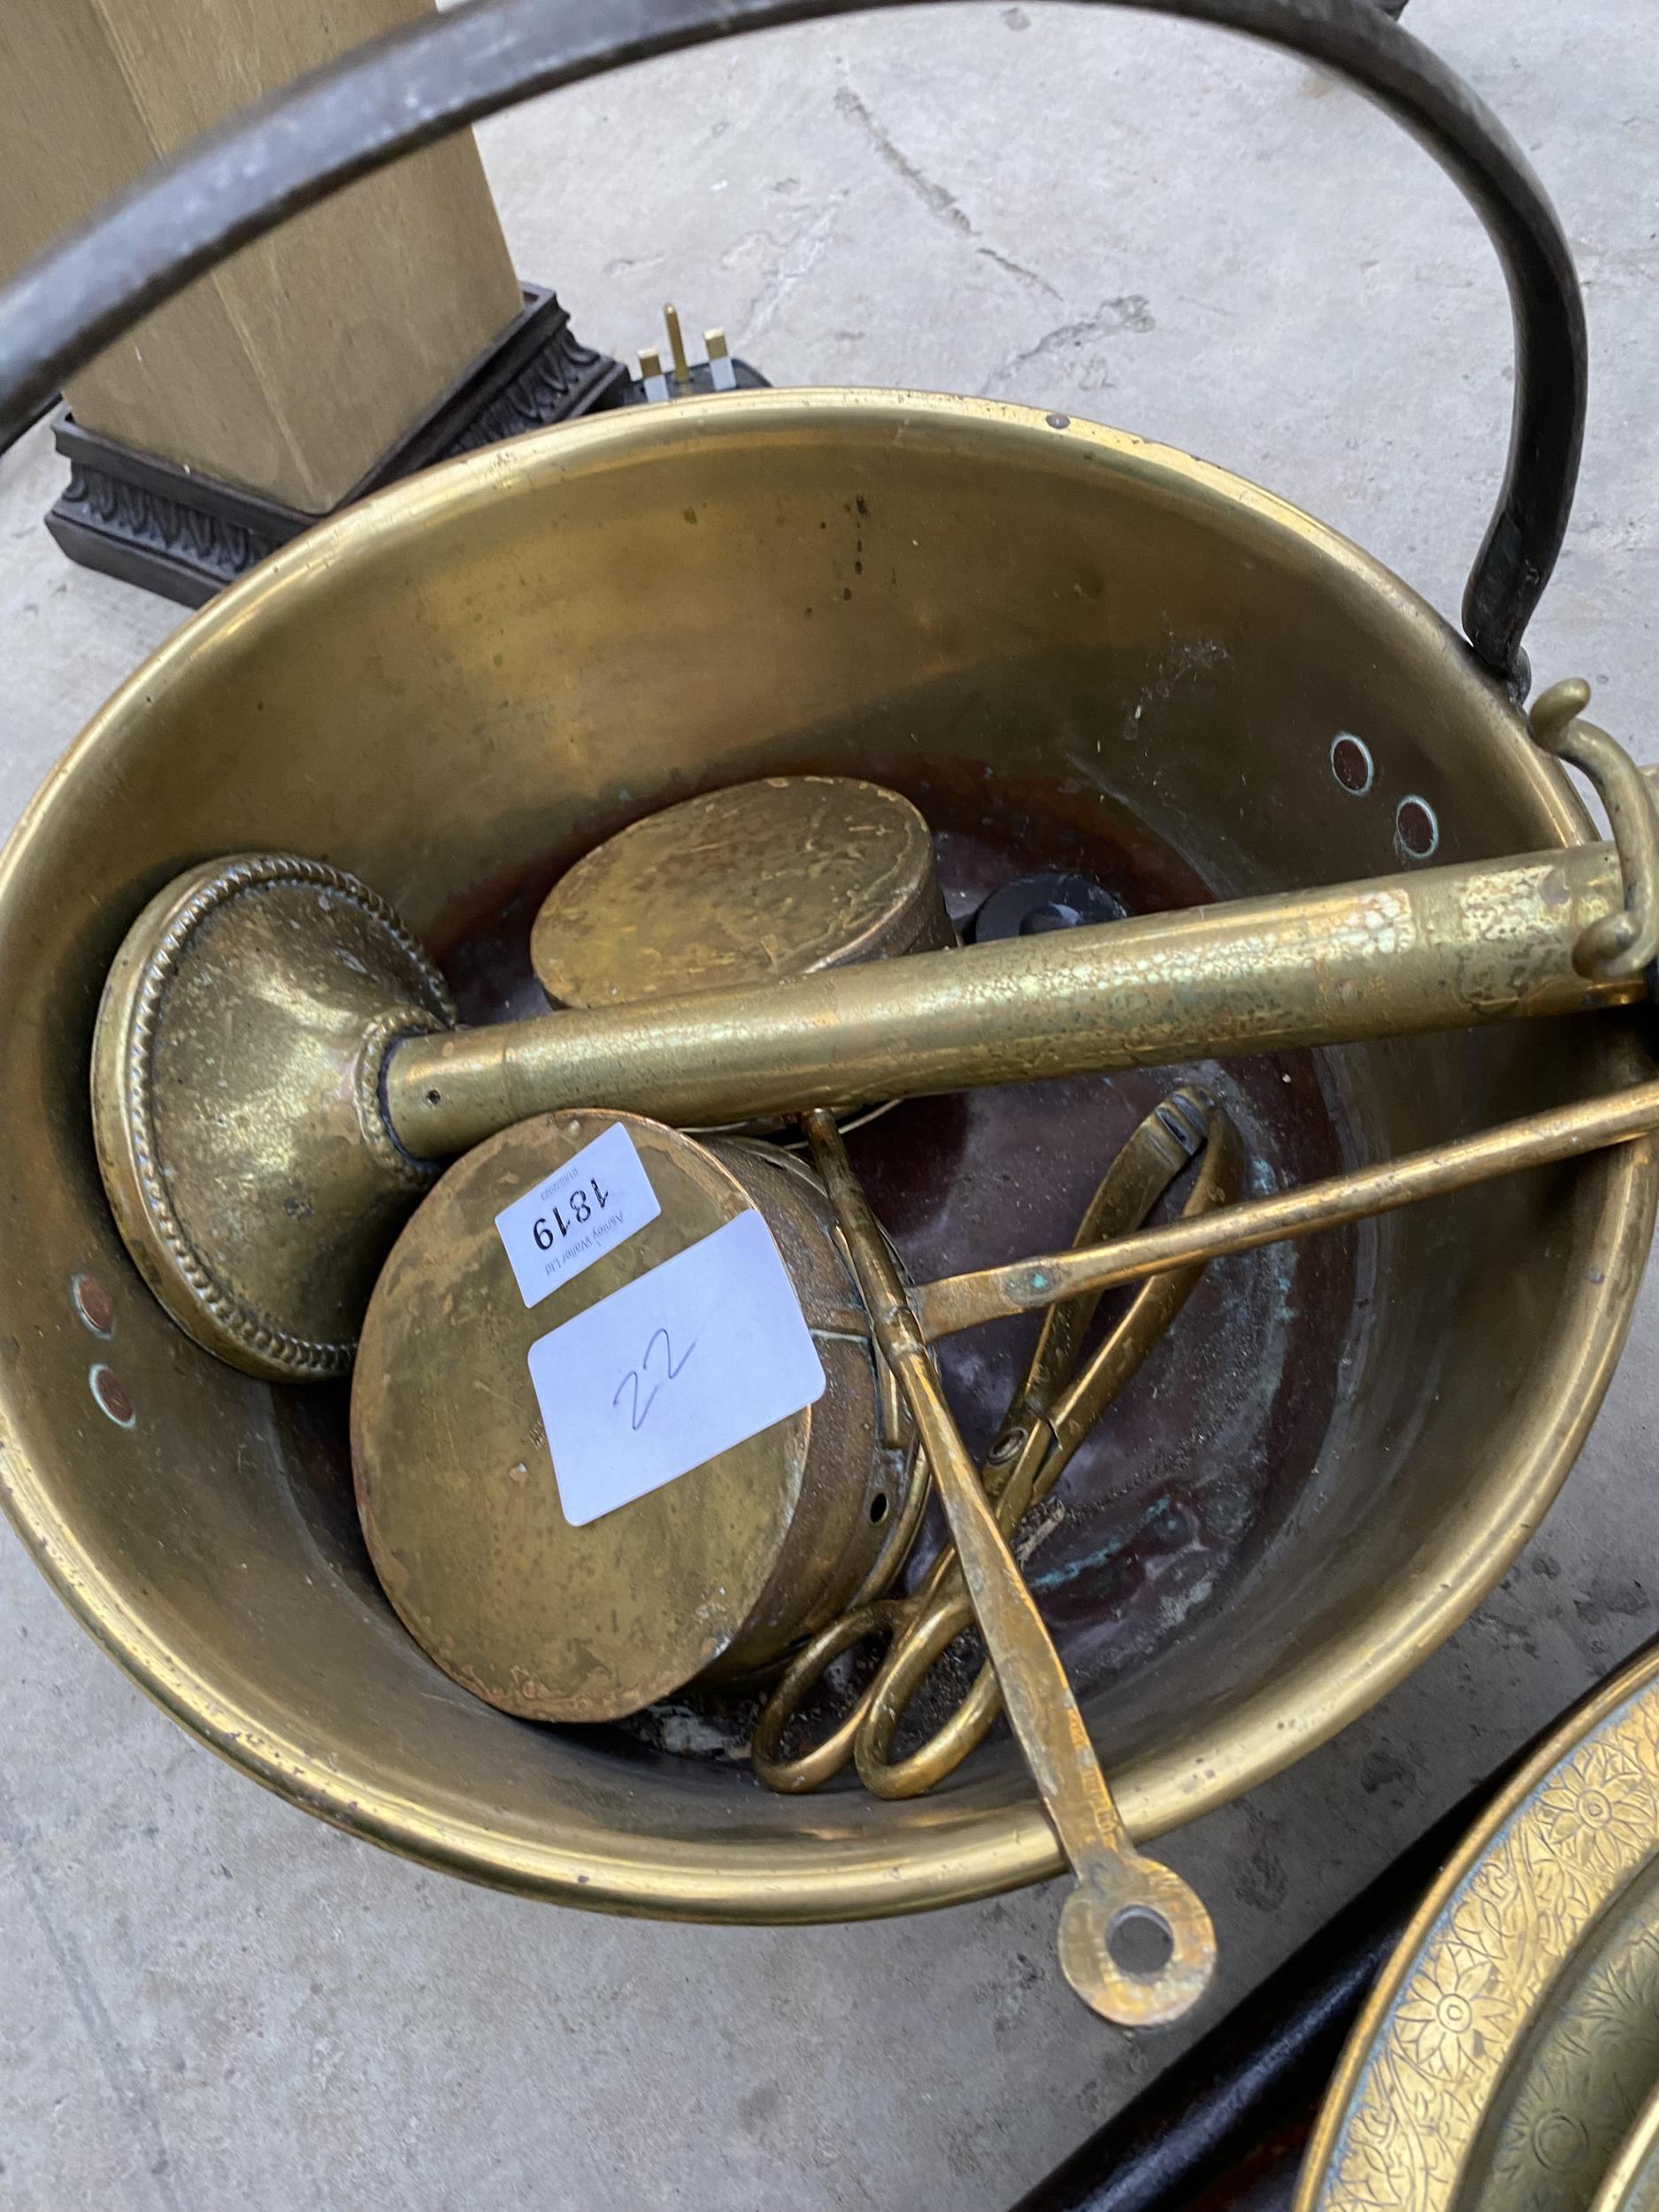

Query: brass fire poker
(92, 682), (1658, 1379)
(908, 1076), (1659, 1342)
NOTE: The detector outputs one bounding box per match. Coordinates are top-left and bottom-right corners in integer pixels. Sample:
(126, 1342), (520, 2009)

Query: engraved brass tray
(1300, 1641), (1659, 2212)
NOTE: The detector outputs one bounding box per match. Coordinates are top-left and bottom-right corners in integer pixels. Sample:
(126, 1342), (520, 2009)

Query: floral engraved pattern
(1537, 1744), (1655, 1878)
(1308, 1681), (1659, 2212)
(1394, 1949), (1505, 2079)
(1475, 1894), (1659, 2212)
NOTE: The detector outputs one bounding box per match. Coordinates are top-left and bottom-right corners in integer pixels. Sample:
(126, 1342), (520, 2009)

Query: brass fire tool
(91, 681), (1659, 1382)
(751, 1086), (1241, 1799)
(799, 1104), (1217, 2029)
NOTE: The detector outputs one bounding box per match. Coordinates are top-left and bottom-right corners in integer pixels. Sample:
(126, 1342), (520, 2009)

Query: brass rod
(911, 1079), (1659, 1342)
(801, 1110), (1217, 2027)
(387, 841), (1636, 1158)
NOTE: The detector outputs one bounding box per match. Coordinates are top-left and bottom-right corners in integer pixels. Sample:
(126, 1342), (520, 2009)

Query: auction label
(494, 1122), (661, 1308)
(526, 1210), (826, 1525)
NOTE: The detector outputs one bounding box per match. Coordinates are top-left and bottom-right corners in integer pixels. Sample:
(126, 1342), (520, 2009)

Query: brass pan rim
(0, 381), (1589, 891)
(1, 387), (1654, 1922)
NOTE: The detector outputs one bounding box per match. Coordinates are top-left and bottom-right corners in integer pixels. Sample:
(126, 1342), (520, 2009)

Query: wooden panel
(0, 0), (522, 510)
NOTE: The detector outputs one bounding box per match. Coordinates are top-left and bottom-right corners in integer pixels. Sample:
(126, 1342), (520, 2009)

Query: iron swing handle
(0, 0), (1584, 697)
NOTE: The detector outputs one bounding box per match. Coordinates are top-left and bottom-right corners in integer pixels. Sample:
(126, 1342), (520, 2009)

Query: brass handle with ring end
(801, 1108), (1217, 2028)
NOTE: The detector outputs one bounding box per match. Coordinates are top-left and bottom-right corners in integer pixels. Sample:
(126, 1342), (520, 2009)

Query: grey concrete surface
(1, 3), (1656, 2205)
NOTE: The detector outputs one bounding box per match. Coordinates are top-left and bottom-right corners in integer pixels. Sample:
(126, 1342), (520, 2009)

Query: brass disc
(91, 854), (455, 1381)
(351, 1110), (913, 1724)
(530, 776), (953, 1009)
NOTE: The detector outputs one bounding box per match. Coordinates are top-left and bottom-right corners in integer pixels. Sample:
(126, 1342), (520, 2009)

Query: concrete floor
(2, 2), (1657, 2205)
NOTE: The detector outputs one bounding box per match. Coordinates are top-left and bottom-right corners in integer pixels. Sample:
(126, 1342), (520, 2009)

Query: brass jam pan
(4, 0), (1657, 1947)
(352, 1110), (922, 1723)
(1299, 1640), (1659, 2212)
(19, 383), (1655, 1932)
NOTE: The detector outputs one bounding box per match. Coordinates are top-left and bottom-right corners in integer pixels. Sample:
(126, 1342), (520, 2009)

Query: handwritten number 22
(613, 1327), (697, 1432)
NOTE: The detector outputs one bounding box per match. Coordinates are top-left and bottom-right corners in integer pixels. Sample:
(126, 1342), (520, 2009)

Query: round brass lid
(351, 1110), (818, 1724)
(530, 776), (952, 1008)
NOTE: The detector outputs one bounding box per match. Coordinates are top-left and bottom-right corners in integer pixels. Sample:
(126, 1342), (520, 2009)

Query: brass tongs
(776, 1096), (1242, 2030)
(753, 1087), (1240, 1801)
(858, 1092), (1242, 1799)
